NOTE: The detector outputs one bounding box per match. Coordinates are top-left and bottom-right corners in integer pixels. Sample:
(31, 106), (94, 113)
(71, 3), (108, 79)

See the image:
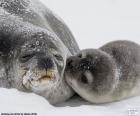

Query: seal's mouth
(38, 69), (56, 81)
(22, 68), (58, 89)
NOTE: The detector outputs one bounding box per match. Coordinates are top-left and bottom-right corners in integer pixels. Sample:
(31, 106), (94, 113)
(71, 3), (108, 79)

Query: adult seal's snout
(38, 57), (54, 70)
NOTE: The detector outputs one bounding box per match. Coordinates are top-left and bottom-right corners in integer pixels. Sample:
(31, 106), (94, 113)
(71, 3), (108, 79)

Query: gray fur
(0, 0), (79, 104)
(65, 40), (140, 103)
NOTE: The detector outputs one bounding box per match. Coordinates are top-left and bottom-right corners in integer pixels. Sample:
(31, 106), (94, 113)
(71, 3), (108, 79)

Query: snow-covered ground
(1, 88), (140, 116)
(1, 0), (140, 116)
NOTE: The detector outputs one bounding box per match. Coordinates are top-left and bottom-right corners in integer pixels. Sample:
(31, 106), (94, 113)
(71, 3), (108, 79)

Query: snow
(1, 0), (140, 116)
(0, 88), (140, 116)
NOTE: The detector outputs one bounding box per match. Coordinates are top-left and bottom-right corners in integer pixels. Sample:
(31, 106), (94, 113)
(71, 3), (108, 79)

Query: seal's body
(0, 0), (79, 104)
(65, 40), (140, 103)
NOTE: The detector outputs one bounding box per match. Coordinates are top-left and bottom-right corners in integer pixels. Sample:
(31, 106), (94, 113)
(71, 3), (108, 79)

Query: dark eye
(81, 74), (88, 84)
(19, 53), (35, 63)
(54, 54), (63, 61)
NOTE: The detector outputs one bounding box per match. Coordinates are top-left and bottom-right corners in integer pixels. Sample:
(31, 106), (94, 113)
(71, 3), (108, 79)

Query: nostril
(38, 57), (54, 70)
(67, 58), (74, 68)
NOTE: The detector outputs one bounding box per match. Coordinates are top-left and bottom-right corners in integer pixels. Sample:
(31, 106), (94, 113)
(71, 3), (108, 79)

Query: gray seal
(65, 40), (140, 103)
(0, 0), (79, 104)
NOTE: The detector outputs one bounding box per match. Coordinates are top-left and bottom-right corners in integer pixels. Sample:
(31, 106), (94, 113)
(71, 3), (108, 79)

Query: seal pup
(0, 0), (79, 104)
(65, 40), (140, 103)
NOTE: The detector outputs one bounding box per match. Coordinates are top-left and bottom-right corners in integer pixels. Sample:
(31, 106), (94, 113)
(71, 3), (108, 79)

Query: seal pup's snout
(66, 55), (81, 69)
(66, 56), (75, 69)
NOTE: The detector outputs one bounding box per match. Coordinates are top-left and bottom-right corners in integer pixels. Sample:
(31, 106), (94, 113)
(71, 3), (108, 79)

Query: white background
(40, 0), (140, 49)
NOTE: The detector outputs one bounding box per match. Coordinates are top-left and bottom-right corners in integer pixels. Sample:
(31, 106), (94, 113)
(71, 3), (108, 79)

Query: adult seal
(65, 40), (140, 103)
(0, 0), (79, 104)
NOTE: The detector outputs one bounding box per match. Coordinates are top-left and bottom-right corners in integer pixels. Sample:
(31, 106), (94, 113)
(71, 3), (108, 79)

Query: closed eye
(19, 53), (35, 63)
(50, 48), (63, 62)
(54, 54), (63, 61)
(81, 74), (88, 84)
(81, 71), (94, 84)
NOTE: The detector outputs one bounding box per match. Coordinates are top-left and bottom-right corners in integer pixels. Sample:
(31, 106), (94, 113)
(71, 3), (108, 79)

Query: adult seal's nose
(38, 57), (54, 70)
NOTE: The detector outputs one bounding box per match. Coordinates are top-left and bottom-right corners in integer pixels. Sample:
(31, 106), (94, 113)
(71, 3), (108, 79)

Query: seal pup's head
(65, 49), (119, 103)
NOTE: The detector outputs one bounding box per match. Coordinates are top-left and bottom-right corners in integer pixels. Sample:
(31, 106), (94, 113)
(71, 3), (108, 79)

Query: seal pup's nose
(66, 56), (77, 68)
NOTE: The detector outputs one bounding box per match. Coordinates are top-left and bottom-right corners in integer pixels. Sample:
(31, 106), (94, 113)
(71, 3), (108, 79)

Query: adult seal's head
(65, 49), (118, 103)
(0, 0), (80, 104)
(0, 19), (73, 104)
